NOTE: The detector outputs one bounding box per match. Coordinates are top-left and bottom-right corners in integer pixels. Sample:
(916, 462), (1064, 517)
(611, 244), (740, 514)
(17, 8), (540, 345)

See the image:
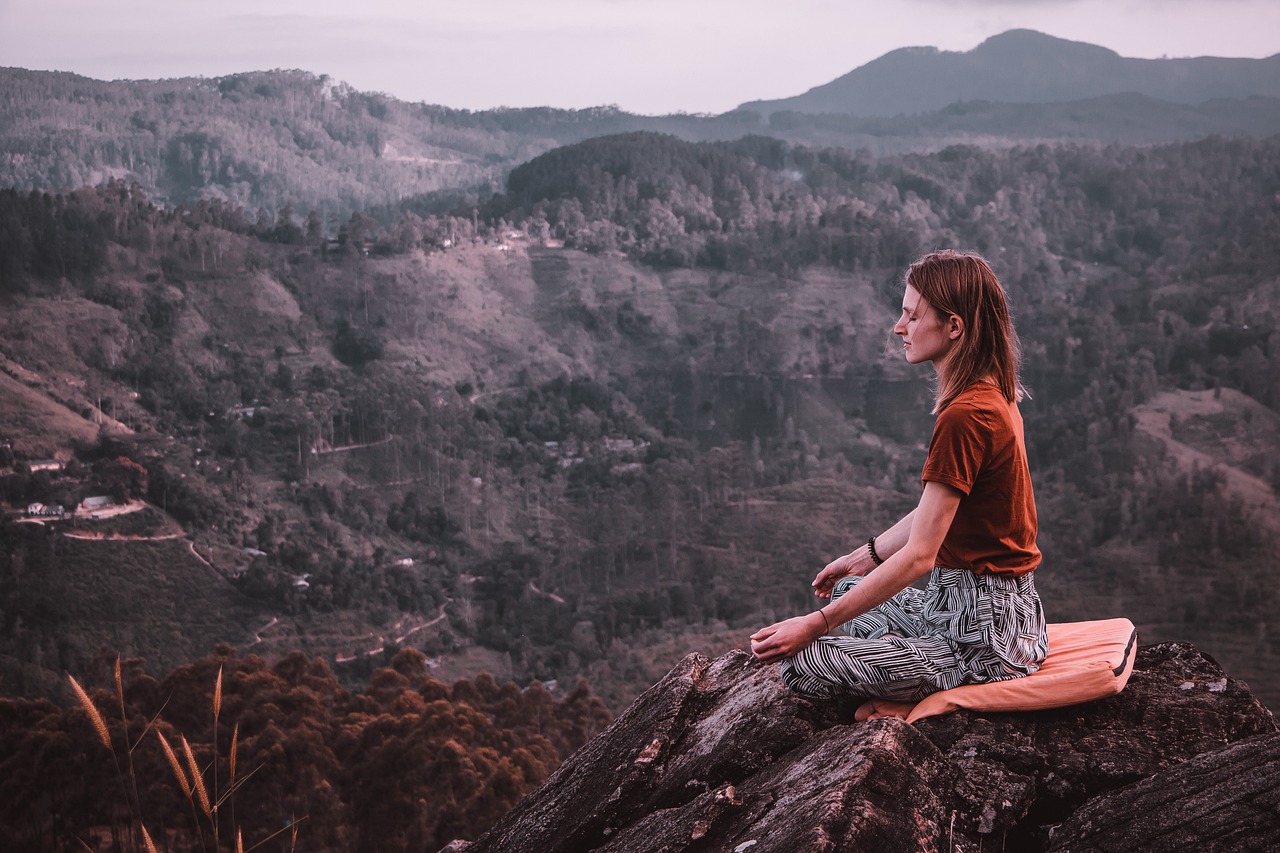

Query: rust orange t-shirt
(921, 383), (1040, 576)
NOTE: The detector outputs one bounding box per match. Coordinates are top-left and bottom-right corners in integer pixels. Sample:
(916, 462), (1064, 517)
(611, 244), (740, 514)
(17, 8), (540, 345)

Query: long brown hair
(906, 250), (1026, 412)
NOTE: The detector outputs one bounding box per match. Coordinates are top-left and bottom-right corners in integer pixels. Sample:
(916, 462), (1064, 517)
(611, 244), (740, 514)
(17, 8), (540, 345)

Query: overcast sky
(1, 0), (1276, 115)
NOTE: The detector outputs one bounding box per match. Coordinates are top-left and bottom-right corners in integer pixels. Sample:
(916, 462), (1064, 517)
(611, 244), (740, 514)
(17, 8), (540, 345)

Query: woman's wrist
(812, 609), (830, 636)
(866, 535), (885, 566)
(843, 541), (875, 573)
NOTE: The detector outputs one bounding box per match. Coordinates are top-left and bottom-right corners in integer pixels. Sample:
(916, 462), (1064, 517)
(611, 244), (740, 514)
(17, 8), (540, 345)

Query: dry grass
(140, 825), (160, 853)
(68, 658), (299, 853)
(158, 733), (192, 798)
(68, 674), (112, 750)
(181, 736), (212, 817)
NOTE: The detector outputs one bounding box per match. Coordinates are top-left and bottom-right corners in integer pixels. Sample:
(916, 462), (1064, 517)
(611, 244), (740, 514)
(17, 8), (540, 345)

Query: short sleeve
(921, 402), (991, 496)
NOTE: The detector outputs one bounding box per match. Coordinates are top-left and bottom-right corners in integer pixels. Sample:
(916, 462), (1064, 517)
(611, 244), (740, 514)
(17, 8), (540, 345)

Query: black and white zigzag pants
(779, 568), (1049, 702)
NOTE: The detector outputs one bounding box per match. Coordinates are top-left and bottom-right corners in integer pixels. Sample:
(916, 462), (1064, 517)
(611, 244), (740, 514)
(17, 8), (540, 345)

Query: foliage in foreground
(0, 646), (611, 852)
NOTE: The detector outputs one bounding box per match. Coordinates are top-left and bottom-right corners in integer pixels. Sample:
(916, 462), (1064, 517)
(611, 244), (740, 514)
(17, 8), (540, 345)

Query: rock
(462, 643), (1277, 853)
(1046, 730), (1280, 852)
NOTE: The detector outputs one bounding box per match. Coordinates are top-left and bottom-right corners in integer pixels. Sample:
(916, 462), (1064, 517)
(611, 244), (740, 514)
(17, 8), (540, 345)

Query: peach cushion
(857, 618), (1138, 724)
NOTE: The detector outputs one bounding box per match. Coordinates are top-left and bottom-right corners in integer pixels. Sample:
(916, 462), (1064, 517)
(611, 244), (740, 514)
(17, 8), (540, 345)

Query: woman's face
(894, 285), (956, 366)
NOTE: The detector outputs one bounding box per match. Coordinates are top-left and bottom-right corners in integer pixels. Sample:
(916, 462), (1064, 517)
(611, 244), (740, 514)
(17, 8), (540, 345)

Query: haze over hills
(3, 29), (1280, 221)
(741, 29), (1280, 116)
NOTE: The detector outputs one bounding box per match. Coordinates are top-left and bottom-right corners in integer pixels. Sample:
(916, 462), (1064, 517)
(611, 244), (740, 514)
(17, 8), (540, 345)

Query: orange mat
(856, 617), (1138, 724)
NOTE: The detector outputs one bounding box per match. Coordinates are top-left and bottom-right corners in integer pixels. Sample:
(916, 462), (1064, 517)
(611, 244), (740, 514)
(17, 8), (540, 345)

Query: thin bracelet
(867, 535), (884, 566)
(816, 608), (830, 634)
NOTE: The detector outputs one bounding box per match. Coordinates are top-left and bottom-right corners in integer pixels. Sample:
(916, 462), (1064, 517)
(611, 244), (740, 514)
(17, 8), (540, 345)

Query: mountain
(741, 29), (1280, 116)
(4, 51), (1280, 226)
(0, 67), (760, 222)
(761, 92), (1280, 146)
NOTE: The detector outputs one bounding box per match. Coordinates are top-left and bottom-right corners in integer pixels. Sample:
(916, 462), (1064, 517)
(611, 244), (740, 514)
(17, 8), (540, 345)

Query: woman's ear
(946, 313), (964, 341)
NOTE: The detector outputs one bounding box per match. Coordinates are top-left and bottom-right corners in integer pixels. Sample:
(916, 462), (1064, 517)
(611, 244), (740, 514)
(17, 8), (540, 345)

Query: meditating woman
(750, 250), (1049, 710)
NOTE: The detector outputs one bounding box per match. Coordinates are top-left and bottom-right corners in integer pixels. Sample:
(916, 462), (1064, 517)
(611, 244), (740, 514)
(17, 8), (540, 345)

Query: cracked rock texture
(455, 643), (1278, 853)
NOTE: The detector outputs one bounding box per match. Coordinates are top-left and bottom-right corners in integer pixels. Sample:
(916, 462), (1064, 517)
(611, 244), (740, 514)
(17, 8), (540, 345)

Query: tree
(95, 457), (149, 503)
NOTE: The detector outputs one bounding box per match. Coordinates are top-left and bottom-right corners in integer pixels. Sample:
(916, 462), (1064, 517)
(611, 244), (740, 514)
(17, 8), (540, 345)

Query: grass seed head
(181, 735), (212, 816)
(158, 733), (192, 797)
(229, 723), (239, 784)
(67, 675), (111, 750)
(213, 666), (223, 722)
(140, 824), (160, 853)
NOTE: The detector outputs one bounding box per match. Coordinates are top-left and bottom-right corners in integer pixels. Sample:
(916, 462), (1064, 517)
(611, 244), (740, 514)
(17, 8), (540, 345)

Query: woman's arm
(750, 481), (962, 663)
(811, 510), (916, 598)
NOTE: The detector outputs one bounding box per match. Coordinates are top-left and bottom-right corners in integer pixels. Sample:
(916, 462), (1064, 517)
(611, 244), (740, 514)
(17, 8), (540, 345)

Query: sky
(1, 0), (1277, 115)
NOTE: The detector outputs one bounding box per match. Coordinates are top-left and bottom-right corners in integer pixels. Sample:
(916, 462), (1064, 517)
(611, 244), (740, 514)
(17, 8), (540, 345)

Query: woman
(750, 250), (1048, 708)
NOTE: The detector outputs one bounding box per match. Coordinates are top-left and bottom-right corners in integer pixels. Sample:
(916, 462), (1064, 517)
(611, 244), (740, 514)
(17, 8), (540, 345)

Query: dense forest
(0, 648), (610, 852)
(3, 66), (1277, 227)
(2, 129), (1280, 847)
(0, 67), (760, 223)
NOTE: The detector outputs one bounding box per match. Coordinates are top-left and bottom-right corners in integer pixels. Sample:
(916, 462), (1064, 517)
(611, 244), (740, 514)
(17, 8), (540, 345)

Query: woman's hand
(750, 612), (826, 663)
(812, 551), (866, 598)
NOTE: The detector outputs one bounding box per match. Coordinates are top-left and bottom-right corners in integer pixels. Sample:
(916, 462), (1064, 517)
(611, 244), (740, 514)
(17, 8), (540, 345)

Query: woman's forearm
(823, 486), (959, 629)
(819, 546), (934, 628)
(871, 510), (914, 561)
(836, 510), (915, 574)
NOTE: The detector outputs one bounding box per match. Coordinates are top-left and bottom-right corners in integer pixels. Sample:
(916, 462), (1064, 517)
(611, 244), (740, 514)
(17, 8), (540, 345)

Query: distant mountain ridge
(741, 29), (1280, 116)
(3, 29), (1280, 220)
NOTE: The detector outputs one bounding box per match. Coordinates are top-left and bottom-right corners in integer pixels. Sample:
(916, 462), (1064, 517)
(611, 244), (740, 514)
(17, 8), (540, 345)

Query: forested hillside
(3, 65), (1278, 229)
(2, 129), (1280, 847)
(2, 131), (1280, 712)
(0, 67), (734, 222)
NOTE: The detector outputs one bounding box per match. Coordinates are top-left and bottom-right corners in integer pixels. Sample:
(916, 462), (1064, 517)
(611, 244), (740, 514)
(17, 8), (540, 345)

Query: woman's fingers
(813, 555), (853, 593)
(751, 639), (780, 662)
(750, 624), (783, 660)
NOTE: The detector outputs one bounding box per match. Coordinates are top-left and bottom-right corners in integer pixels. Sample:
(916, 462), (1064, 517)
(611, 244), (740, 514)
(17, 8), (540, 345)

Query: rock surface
(1047, 730), (1280, 852)
(458, 643), (1278, 853)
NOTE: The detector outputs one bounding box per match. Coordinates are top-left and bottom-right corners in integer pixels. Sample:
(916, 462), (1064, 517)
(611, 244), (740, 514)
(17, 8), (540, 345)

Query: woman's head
(899, 250), (1025, 411)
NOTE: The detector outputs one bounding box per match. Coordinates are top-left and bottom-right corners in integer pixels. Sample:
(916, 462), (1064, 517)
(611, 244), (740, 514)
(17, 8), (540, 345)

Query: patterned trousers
(780, 568), (1049, 702)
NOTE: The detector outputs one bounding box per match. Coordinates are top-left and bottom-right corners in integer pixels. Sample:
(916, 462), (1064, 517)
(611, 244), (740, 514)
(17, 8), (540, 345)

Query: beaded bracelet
(867, 535), (884, 566)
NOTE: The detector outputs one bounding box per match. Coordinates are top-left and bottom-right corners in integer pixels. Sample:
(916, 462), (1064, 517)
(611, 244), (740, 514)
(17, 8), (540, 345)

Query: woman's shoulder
(936, 383), (1012, 431)
(944, 382), (1007, 413)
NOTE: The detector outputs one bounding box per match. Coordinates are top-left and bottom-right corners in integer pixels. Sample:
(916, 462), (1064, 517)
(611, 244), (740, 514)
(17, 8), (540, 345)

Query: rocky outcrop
(1047, 730), (1280, 852)
(458, 643), (1278, 853)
